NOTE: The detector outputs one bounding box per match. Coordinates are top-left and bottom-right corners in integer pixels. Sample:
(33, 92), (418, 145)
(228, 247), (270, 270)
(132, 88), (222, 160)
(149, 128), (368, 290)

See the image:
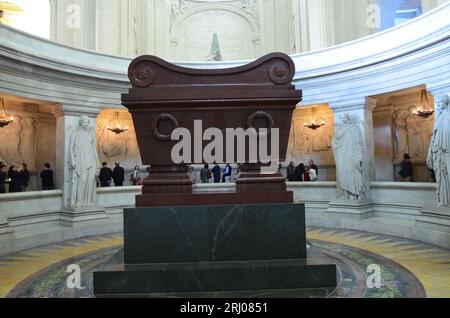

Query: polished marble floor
(1, 228), (449, 298)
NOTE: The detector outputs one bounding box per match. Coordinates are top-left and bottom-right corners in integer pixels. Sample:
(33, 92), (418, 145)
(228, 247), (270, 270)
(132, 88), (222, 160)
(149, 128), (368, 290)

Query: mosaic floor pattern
(0, 228), (449, 298)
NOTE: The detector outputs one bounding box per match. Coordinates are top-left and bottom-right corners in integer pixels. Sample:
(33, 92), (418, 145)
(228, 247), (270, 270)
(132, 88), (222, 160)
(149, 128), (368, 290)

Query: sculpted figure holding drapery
(68, 115), (101, 209)
(332, 113), (366, 200)
(427, 94), (450, 207)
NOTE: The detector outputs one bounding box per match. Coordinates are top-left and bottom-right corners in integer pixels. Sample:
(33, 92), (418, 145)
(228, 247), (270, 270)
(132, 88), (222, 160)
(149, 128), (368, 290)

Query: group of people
(287, 160), (319, 182)
(0, 162), (30, 193)
(200, 164), (233, 183)
(98, 162), (126, 187)
(98, 163), (146, 187)
(0, 160), (145, 193)
(0, 162), (54, 193)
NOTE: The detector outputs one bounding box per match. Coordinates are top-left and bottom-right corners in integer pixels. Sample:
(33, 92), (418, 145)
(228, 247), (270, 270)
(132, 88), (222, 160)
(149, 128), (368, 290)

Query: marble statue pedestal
(326, 199), (374, 219)
(60, 206), (108, 228)
(0, 222), (13, 239)
(416, 204), (450, 231)
(93, 203), (337, 296)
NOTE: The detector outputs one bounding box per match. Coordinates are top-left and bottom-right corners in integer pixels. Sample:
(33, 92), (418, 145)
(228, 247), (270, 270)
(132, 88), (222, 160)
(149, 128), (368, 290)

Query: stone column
(422, 0), (447, 13)
(333, 0), (375, 45)
(416, 88), (450, 240)
(326, 97), (377, 219)
(307, 0), (336, 51)
(96, 0), (120, 55)
(260, 0), (294, 55)
(50, 0), (96, 50)
(53, 105), (107, 227)
(292, 0), (310, 52)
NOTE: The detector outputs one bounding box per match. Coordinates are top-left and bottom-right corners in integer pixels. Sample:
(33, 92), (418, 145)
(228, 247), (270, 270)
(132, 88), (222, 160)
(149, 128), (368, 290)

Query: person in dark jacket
(200, 164), (211, 183)
(287, 162), (295, 181)
(0, 163), (7, 194)
(309, 160), (318, 178)
(99, 162), (113, 187)
(112, 162), (125, 187)
(211, 164), (221, 183)
(40, 163), (55, 190)
(293, 163), (304, 181)
(399, 154), (413, 182)
(222, 164), (232, 183)
(18, 163), (30, 192)
(8, 165), (21, 193)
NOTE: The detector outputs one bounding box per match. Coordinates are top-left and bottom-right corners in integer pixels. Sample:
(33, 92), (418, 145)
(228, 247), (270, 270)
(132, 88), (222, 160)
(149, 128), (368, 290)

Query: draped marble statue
(68, 116), (100, 209)
(427, 94), (450, 207)
(332, 113), (366, 200)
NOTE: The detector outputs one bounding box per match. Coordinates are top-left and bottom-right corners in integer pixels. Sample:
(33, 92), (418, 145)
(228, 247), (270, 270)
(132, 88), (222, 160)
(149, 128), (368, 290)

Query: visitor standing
(399, 154), (413, 182)
(99, 162), (113, 187)
(200, 164), (211, 183)
(130, 165), (141, 186)
(112, 162), (125, 187)
(40, 163), (55, 190)
(309, 160), (318, 178)
(222, 164), (232, 183)
(293, 163), (304, 181)
(0, 163), (6, 194)
(303, 166), (311, 182)
(309, 166), (318, 181)
(287, 162), (295, 181)
(211, 164), (221, 183)
(19, 163), (30, 192)
(8, 165), (21, 193)
(235, 164), (242, 181)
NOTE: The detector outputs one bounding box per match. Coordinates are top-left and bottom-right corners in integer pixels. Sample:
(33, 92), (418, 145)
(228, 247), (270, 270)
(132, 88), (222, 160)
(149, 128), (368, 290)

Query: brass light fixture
(107, 112), (129, 134)
(304, 108), (325, 130)
(0, 98), (14, 128)
(412, 89), (434, 118)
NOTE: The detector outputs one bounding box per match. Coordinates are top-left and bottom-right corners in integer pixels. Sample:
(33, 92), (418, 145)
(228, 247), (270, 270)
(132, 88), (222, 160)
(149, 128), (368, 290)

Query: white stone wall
(43, 0), (450, 60)
(171, 6), (258, 61)
(0, 99), (57, 191)
(373, 90), (436, 182)
(0, 183), (448, 256)
(0, 3), (449, 254)
(286, 105), (336, 181)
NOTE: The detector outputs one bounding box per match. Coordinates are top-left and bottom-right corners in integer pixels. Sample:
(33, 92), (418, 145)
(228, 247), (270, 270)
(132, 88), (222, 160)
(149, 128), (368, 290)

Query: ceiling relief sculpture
(170, 0), (260, 31)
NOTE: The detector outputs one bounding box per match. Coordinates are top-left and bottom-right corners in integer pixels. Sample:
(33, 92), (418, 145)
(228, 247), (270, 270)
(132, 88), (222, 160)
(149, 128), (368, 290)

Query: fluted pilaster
(307, 0), (336, 50)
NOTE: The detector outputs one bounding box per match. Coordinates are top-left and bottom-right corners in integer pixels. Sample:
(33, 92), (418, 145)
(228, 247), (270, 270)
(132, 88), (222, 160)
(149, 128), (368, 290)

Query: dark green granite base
(124, 203), (306, 264)
(93, 203), (337, 296)
(93, 259), (337, 296)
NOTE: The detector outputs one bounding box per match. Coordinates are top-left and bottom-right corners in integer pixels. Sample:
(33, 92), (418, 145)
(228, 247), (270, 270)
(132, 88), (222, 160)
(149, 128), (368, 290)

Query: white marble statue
(68, 115), (101, 209)
(427, 94), (450, 207)
(332, 113), (366, 200)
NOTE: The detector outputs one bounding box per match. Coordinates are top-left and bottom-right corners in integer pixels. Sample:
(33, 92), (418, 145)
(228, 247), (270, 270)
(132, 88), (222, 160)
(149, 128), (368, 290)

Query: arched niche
(287, 104), (336, 181)
(371, 86), (435, 182)
(169, 3), (260, 61)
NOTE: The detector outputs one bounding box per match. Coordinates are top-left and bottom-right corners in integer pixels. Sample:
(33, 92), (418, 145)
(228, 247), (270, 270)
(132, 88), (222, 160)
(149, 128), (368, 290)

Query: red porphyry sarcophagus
(122, 53), (302, 207)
